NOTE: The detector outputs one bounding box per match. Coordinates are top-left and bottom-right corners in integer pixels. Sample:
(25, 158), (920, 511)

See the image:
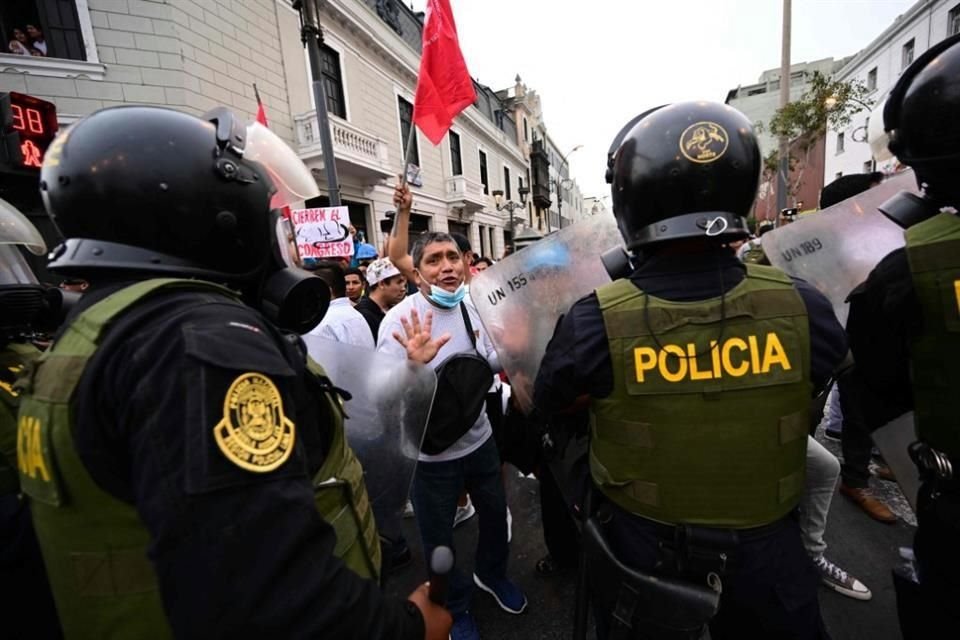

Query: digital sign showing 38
(3, 92), (58, 171)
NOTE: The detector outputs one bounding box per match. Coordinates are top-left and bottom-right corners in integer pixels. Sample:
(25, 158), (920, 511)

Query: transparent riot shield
(762, 169), (918, 326)
(301, 336), (437, 541)
(763, 170), (922, 509)
(471, 215), (623, 414)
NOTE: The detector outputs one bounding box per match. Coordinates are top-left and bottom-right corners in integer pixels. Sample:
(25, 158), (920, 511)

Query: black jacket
(68, 282), (423, 639)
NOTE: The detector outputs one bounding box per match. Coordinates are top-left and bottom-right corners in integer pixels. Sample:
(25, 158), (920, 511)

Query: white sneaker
(815, 555), (872, 601)
(402, 500), (415, 519)
(454, 496), (476, 528)
(506, 506), (513, 543)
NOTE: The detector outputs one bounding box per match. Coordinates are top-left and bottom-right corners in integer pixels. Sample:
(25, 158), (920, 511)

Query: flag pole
(393, 124), (417, 238)
(400, 123), (416, 189)
(295, 0), (342, 207)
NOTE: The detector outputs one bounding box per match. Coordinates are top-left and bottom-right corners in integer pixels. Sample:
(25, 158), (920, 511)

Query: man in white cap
(356, 257), (407, 342)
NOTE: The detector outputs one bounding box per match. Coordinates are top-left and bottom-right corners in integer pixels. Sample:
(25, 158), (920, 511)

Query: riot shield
(763, 171), (923, 509)
(301, 336), (437, 541)
(762, 169), (918, 326)
(471, 215), (623, 414)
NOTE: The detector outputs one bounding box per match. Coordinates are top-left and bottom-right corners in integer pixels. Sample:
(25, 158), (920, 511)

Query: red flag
(413, 0), (476, 145)
(254, 83), (268, 127)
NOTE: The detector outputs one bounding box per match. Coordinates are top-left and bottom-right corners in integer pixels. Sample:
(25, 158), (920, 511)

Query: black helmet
(885, 33), (960, 206)
(41, 105), (318, 281)
(40, 106), (330, 333)
(609, 101), (760, 250)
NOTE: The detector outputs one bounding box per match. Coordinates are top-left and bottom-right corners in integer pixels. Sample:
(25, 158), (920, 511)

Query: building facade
(499, 75), (585, 234)
(726, 57), (851, 158)
(823, 0), (960, 184)
(0, 0), (556, 262)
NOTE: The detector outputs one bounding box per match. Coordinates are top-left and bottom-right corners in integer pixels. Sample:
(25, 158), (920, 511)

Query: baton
(428, 546), (455, 605)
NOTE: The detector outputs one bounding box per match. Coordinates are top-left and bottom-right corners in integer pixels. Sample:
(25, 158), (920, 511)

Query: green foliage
(768, 71), (873, 145)
(760, 72), (873, 197)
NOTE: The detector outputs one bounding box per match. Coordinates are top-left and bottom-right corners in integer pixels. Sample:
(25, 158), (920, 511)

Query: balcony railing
(294, 112), (391, 178)
(444, 175), (487, 212)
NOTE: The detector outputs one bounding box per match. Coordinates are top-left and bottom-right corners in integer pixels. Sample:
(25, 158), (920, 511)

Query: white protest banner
(290, 206), (354, 259)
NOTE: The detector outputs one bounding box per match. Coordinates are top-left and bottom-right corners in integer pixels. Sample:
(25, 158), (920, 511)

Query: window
(863, 159), (875, 173)
(449, 130), (462, 176)
(320, 44), (346, 119)
(523, 118), (529, 142)
(836, 132), (845, 154)
(867, 67), (878, 91)
(902, 39), (915, 70)
(478, 150), (488, 194)
(503, 166), (511, 200)
(950, 4), (960, 36)
(1, 0), (85, 60)
(398, 96), (419, 167)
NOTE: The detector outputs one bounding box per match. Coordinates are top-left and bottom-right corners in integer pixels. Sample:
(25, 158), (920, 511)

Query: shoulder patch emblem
(215, 372), (295, 473)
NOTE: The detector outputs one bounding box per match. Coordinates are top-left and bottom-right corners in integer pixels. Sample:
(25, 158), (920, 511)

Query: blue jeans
(411, 435), (509, 615)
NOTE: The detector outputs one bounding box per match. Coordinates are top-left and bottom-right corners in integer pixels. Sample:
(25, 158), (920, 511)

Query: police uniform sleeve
(845, 248), (919, 428)
(534, 293), (614, 414)
(791, 277), (848, 393)
(73, 298), (425, 639)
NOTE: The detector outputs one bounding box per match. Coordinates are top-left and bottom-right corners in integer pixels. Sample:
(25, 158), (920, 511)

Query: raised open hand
(393, 308), (451, 364)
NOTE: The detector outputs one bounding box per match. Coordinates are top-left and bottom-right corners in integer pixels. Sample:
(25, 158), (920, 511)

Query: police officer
(16, 105), (451, 639)
(0, 199), (62, 639)
(534, 101), (846, 638)
(844, 33), (960, 638)
(738, 219), (774, 264)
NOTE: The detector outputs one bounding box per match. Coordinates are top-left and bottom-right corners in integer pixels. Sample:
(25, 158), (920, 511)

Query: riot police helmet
(885, 33), (960, 205)
(40, 105), (319, 282)
(608, 101), (760, 250)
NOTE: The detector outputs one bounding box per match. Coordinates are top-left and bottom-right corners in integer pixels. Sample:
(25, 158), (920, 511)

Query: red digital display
(3, 92), (58, 171)
(11, 104), (47, 135)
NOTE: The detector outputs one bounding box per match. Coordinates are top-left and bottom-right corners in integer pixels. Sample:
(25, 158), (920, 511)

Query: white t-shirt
(378, 292), (500, 463)
(308, 297), (375, 349)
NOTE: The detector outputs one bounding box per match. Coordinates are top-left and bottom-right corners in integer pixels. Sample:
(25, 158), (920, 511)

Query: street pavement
(386, 429), (916, 639)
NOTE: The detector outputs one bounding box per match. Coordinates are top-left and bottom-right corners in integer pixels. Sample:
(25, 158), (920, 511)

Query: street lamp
(824, 95), (872, 111)
(824, 94), (874, 143)
(293, 0), (341, 206)
(555, 144), (582, 230)
(493, 185), (529, 251)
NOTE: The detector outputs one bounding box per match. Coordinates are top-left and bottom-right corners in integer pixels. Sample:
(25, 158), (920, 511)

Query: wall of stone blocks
(0, 0), (298, 144)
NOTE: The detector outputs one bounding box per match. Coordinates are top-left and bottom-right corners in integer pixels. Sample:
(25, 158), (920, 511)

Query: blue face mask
(428, 283), (466, 308)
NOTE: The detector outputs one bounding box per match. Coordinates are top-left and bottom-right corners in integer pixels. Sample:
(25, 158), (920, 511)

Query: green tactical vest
(591, 264), (812, 528)
(1, 341), (38, 495)
(16, 278), (380, 639)
(905, 212), (960, 459)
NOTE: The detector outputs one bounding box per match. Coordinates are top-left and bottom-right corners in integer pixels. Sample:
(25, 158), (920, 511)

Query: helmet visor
(0, 197), (46, 255)
(868, 100), (893, 163)
(244, 121), (320, 208)
(0, 245), (39, 285)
